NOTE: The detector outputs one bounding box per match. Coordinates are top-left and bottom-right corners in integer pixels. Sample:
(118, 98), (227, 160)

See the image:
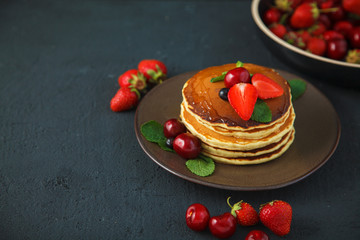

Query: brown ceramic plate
(134, 70), (341, 190)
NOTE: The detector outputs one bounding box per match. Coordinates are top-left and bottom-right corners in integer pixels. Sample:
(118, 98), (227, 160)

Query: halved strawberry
(228, 83), (258, 121)
(251, 73), (284, 100)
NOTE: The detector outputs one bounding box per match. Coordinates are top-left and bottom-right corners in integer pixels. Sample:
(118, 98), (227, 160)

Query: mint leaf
(186, 154), (215, 177)
(158, 140), (175, 152)
(288, 79), (306, 101)
(236, 61), (243, 67)
(211, 60), (243, 83)
(210, 72), (227, 83)
(141, 120), (166, 143)
(141, 120), (215, 177)
(251, 99), (272, 123)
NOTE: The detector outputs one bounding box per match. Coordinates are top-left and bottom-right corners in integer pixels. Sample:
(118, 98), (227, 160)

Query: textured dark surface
(0, 0), (359, 239)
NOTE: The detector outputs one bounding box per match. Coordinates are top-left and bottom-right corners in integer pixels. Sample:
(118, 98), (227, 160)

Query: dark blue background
(0, 0), (359, 239)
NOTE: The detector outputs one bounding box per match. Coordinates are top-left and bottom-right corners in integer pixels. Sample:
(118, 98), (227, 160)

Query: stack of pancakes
(180, 63), (295, 165)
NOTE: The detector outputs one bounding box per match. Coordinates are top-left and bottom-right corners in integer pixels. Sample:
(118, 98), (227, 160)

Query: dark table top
(1, 0), (359, 239)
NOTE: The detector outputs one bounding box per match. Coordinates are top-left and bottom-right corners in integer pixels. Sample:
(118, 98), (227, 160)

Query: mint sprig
(210, 61), (243, 83)
(186, 154), (215, 177)
(210, 71), (227, 83)
(288, 79), (307, 101)
(141, 120), (173, 152)
(141, 120), (216, 177)
(251, 99), (272, 123)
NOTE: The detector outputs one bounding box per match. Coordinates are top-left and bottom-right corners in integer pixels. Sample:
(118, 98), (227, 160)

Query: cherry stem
(319, 7), (338, 13)
(227, 197), (233, 208)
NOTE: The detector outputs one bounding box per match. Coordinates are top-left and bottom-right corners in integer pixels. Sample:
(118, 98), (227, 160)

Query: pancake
(201, 129), (295, 165)
(184, 98), (292, 139)
(180, 102), (295, 151)
(201, 127), (294, 158)
(179, 62), (295, 165)
(182, 63), (292, 130)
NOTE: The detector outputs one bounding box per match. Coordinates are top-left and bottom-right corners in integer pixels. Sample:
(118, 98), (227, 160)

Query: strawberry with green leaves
(308, 22), (327, 36)
(110, 87), (140, 112)
(138, 59), (167, 84)
(275, 0), (302, 12)
(346, 49), (360, 63)
(290, 2), (321, 29)
(118, 69), (147, 93)
(227, 197), (259, 226)
(259, 200), (292, 236)
(284, 31), (307, 49)
(297, 30), (311, 44)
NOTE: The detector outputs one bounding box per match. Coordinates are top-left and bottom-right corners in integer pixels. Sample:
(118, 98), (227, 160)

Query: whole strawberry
(275, 0), (302, 12)
(290, 2), (320, 29)
(138, 59), (167, 84)
(259, 200), (292, 236)
(269, 23), (287, 39)
(118, 69), (147, 93)
(110, 87), (139, 112)
(306, 37), (327, 56)
(227, 197), (259, 226)
(284, 31), (306, 49)
(308, 22), (327, 36)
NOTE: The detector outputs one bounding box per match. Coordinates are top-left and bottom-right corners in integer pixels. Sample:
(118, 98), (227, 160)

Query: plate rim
(134, 70), (341, 191)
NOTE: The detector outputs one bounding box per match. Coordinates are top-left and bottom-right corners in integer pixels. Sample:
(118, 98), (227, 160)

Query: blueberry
(219, 88), (229, 101)
(166, 138), (174, 149)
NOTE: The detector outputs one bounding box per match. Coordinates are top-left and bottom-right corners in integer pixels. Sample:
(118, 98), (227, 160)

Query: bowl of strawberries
(251, 0), (360, 87)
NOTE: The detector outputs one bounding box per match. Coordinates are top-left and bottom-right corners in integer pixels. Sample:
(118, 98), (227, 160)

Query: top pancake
(182, 63), (291, 130)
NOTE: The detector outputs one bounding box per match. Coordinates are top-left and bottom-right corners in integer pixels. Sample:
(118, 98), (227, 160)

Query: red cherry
(348, 27), (360, 49)
(323, 30), (344, 41)
(208, 213), (237, 239)
(245, 230), (269, 240)
(318, 14), (332, 29)
(328, 5), (345, 22)
(163, 119), (186, 138)
(173, 133), (201, 159)
(333, 20), (353, 37)
(185, 203), (210, 231)
(327, 38), (348, 60)
(320, 0), (333, 9)
(224, 67), (250, 88)
(263, 8), (281, 26)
